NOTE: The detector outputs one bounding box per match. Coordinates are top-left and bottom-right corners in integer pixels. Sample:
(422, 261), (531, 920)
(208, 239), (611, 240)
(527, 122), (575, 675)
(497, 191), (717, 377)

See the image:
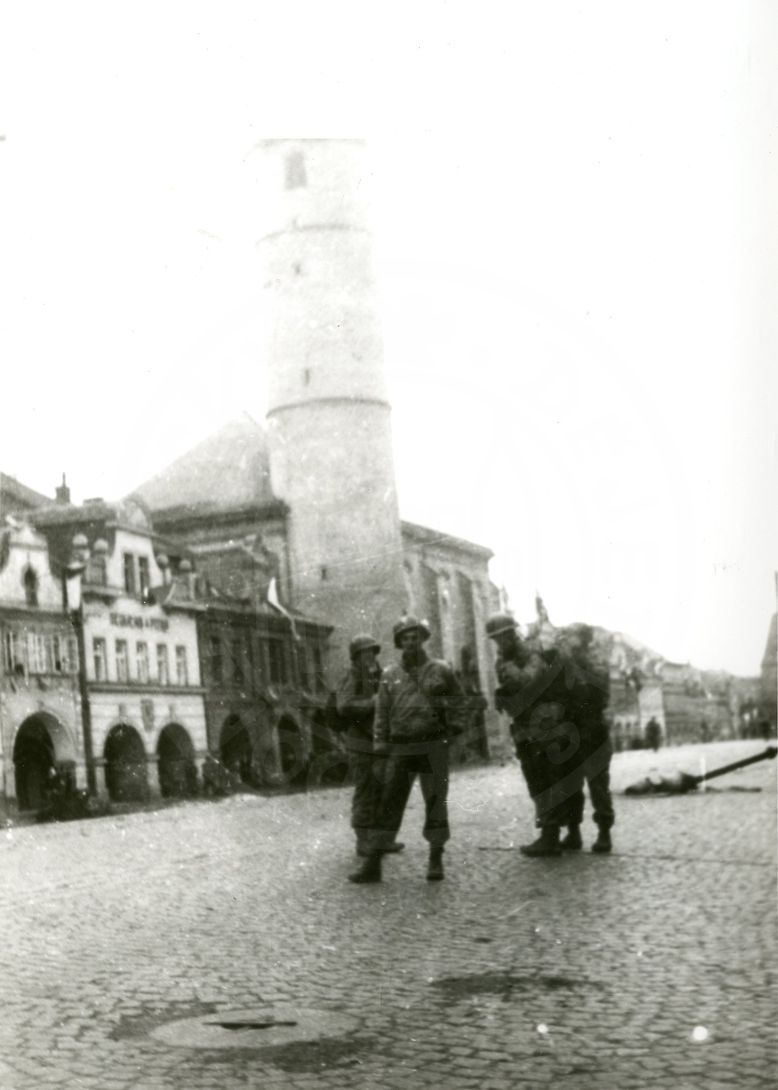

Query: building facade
(197, 590), (334, 789)
(31, 498), (210, 803)
(0, 520), (83, 814)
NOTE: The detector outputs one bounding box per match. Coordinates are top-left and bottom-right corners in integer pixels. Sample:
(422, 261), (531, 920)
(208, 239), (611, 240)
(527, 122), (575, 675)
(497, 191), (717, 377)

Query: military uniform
(336, 658), (382, 855)
(371, 653), (468, 852)
(496, 642), (585, 836)
(563, 650), (614, 848)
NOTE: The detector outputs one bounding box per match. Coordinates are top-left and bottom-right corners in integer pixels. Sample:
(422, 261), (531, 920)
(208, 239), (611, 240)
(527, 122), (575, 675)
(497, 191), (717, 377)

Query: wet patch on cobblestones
(110, 1000), (218, 1040)
(201, 1034), (376, 1073)
(431, 971), (602, 1001)
(150, 1006), (359, 1049)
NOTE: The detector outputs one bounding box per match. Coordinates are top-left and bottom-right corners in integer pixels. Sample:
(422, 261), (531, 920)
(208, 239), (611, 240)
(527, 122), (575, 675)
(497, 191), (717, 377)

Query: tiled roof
(130, 415), (277, 514)
(0, 473), (52, 511)
(400, 520), (493, 558)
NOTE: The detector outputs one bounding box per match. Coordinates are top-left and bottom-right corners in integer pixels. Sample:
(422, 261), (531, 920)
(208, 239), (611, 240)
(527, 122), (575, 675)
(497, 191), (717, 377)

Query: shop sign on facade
(109, 613), (169, 632)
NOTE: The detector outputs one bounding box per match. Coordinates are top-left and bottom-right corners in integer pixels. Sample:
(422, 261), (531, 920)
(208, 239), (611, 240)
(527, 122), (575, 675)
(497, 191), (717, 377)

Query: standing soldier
(486, 612), (583, 857)
(348, 616), (468, 884)
(336, 634), (404, 859)
(558, 624), (615, 853)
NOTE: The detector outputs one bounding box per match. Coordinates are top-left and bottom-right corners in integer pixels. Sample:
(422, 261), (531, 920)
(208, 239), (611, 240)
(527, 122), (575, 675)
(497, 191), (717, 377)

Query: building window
(30, 633), (46, 674)
(209, 636), (223, 684)
(312, 643), (323, 689)
(175, 645), (188, 686)
(268, 639), (286, 685)
(60, 636), (78, 674)
(86, 555), (107, 586)
(116, 639), (129, 683)
(298, 645), (310, 690)
(138, 556), (150, 598)
(156, 644), (169, 686)
(123, 553), (136, 595)
(232, 639), (244, 685)
(23, 568), (38, 607)
(136, 641), (149, 683)
(284, 149), (306, 189)
(45, 635), (57, 673)
(4, 630), (23, 676)
(93, 638), (107, 682)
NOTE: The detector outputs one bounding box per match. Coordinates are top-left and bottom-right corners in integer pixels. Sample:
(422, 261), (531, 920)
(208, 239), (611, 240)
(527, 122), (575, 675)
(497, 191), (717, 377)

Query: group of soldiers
(335, 611), (615, 884)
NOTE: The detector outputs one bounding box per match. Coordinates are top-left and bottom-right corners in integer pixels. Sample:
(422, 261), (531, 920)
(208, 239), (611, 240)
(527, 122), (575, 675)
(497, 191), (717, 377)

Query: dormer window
(138, 556), (150, 599)
(23, 567), (38, 607)
(285, 149), (307, 190)
(123, 553), (136, 595)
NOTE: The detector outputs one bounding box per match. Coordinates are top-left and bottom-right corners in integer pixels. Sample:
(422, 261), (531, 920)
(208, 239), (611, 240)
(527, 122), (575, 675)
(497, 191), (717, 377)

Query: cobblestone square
(1, 740), (776, 1089)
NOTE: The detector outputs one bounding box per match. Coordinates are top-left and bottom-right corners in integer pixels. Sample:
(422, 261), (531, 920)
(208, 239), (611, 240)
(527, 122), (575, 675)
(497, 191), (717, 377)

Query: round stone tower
(256, 139), (408, 675)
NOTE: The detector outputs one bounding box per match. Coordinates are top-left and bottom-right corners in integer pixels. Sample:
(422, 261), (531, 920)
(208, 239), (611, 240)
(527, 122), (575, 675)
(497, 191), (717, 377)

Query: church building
(132, 139), (503, 759)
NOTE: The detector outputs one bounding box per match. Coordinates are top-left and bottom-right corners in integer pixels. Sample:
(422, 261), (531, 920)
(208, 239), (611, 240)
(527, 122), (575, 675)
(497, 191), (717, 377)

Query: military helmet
(349, 633), (381, 659)
(392, 616), (431, 648)
(485, 612), (519, 639)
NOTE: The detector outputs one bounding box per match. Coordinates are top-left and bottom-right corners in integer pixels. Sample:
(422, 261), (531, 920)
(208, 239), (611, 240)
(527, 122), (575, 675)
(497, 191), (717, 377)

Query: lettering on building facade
(109, 613), (169, 632)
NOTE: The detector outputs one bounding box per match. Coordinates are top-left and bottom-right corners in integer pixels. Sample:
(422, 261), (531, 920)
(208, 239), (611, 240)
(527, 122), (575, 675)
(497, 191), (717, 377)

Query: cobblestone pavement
(1, 740), (776, 1090)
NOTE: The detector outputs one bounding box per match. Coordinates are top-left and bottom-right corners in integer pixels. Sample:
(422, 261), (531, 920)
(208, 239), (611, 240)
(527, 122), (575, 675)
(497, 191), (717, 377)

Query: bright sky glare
(0, 2), (775, 674)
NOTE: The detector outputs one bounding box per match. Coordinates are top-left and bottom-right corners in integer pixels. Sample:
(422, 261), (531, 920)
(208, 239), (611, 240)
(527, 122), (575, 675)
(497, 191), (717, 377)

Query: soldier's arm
(336, 673), (375, 718)
(443, 666), (470, 737)
(373, 671), (391, 749)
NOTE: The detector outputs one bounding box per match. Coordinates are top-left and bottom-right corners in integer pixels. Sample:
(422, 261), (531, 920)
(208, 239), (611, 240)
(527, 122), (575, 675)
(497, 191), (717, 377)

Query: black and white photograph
(0, 3), (775, 1087)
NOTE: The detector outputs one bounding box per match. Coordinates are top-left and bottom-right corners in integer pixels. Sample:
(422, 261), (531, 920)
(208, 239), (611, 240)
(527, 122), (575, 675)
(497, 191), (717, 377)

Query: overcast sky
(1, 2), (775, 675)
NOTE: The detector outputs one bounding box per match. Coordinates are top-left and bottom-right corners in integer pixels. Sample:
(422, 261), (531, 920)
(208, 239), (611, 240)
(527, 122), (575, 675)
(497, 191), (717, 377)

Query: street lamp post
(65, 560), (97, 795)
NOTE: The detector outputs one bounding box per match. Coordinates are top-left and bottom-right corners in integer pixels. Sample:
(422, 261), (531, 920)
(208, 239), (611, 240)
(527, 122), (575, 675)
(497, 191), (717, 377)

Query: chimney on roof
(56, 474), (71, 506)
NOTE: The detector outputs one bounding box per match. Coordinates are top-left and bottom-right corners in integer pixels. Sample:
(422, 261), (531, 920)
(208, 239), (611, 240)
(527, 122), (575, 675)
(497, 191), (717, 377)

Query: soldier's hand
(500, 662), (524, 686)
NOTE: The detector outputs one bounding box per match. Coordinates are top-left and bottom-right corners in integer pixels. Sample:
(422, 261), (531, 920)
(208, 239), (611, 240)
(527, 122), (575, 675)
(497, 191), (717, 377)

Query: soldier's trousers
(369, 739), (450, 851)
(567, 736), (615, 829)
(348, 749), (380, 851)
(514, 738), (583, 829)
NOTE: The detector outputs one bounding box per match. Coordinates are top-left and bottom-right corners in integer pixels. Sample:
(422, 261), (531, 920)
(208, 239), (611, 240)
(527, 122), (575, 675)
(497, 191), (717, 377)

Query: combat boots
(520, 825), (562, 857)
(357, 840), (405, 858)
(348, 852), (382, 883)
(560, 825), (583, 850)
(426, 846), (445, 881)
(592, 826), (612, 854)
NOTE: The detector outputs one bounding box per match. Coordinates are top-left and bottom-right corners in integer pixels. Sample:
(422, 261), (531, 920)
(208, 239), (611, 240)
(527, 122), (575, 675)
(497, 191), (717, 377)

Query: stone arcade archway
(277, 715), (307, 787)
(104, 723), (148, 803)
(219, 715), (253, 786)
(157, 723), (198, 799)
(13, 713), (77, 812)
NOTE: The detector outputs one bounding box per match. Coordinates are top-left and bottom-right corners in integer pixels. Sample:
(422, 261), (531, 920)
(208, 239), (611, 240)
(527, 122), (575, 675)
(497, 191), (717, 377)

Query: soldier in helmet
(556, 623), (614, 853)
(348, 616), (468, 884)
(336, 634), (404, 859)
(486, 612), (582, 857)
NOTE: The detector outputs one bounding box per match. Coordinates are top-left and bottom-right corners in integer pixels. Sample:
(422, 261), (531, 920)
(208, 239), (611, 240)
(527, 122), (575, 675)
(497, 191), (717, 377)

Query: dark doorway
(13, 717), (56, 811)
(220, 715), (253, 786)
(105, 723), (148, 802)
(277, 715), (306, 786)
(157, 723), (197, 798)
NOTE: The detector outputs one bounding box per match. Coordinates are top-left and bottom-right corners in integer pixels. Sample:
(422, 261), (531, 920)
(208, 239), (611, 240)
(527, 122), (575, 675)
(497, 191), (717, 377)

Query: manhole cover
(150, 1007), (358, 1049)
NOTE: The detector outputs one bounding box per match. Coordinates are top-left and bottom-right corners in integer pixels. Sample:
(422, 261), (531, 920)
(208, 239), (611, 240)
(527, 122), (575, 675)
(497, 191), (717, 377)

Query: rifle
(624, 746), (777, 796)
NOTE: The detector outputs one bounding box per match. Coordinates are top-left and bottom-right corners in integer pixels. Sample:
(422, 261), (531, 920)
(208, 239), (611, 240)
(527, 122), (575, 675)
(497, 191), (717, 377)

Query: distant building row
(0, 473), (497, 816)
(0, 486), (336, 815)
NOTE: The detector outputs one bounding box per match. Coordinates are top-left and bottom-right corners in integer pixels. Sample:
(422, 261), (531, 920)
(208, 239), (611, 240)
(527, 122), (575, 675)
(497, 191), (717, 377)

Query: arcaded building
(133, 139), (504, 757)
(0, 520), (82, 813)
(29, 497), (210, 803)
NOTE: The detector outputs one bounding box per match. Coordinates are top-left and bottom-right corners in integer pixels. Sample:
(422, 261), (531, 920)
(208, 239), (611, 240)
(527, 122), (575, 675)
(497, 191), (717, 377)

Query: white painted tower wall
(257, 140), (408, 676)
